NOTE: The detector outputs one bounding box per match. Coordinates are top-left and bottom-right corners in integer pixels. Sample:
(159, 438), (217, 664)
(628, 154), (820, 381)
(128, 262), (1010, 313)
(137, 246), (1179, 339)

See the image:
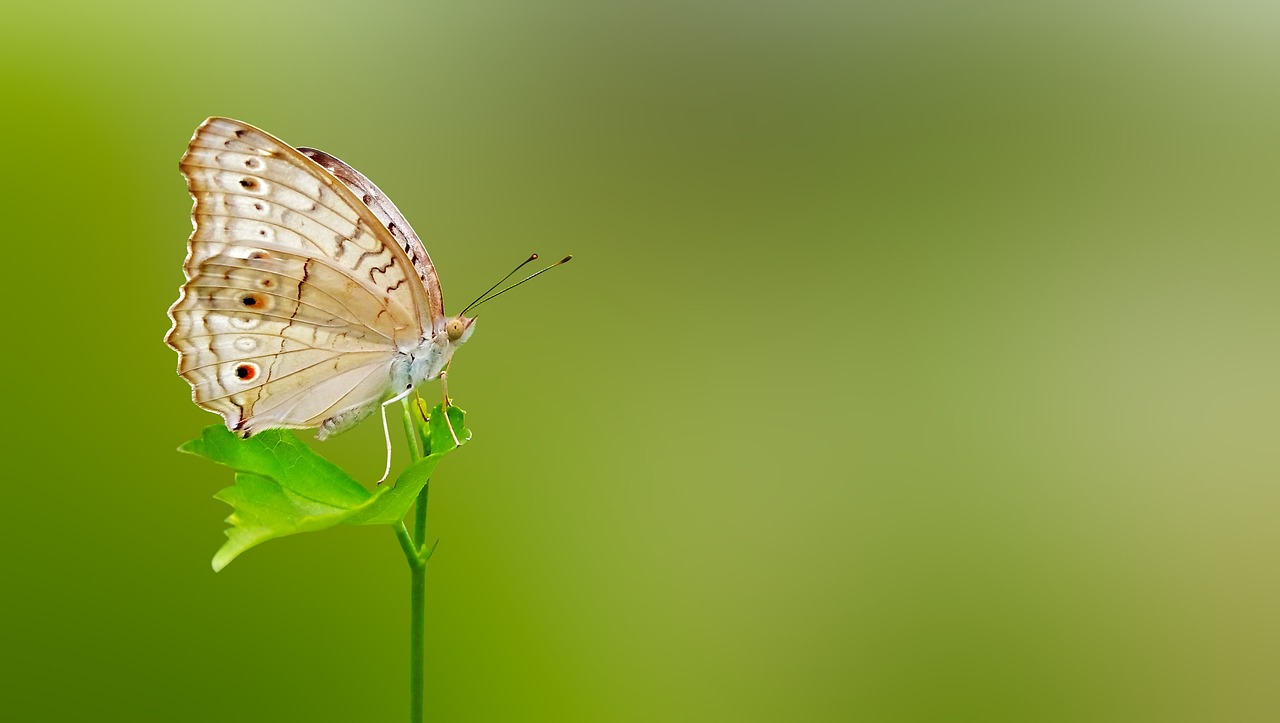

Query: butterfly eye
(446, 319), (465, 341)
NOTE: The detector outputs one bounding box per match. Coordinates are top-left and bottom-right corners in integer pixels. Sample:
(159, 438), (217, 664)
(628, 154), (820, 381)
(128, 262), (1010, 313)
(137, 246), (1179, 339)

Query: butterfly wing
(166, 117), (433, 437)
(297, 146), (445, 323)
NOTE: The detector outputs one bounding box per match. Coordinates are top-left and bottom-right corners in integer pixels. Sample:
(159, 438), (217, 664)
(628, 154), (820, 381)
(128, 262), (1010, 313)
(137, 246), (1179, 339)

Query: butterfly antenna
(465, 255), (573, 312)
(459, 253), (540, 315)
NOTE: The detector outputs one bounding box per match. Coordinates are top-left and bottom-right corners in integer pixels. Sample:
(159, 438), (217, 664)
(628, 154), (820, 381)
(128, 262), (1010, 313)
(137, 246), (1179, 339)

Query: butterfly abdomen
(316, 401), (379, 441)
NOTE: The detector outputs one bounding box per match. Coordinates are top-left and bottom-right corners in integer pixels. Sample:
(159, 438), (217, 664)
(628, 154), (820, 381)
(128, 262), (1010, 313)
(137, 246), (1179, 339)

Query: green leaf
(178, 404), (470, 570)
(427, 404), (471, 455)
(180, 425), (371, 508)
(180, 425), (384, 571)
(348, 404), (470, 526)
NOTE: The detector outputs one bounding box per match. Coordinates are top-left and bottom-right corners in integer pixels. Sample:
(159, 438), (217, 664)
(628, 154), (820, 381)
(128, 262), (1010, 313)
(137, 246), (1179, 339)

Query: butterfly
(166, 118), (567, 479)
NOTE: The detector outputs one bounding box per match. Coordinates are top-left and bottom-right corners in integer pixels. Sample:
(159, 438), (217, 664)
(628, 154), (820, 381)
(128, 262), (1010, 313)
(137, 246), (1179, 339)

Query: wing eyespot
(232, 362), (260, 382)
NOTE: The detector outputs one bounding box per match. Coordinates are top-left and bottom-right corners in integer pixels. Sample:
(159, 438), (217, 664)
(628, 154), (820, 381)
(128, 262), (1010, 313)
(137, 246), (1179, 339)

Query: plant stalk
(401, 399), (429, 723)
(410, 480), (428, 722)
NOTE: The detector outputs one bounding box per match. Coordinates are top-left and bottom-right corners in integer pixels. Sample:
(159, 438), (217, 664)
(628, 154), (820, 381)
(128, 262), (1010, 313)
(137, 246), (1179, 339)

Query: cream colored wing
(166, 117), (431, 437)
(298, 146), (446, 323)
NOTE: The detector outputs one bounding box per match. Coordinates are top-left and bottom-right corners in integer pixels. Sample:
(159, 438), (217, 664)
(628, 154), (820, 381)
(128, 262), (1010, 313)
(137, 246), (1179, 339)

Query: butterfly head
(445, 315), (477, 345)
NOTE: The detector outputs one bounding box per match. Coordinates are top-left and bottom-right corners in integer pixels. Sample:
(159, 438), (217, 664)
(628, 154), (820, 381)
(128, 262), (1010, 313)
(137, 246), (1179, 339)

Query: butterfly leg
(439, 364), (462, 447)
(377, 385), (417, 485)
(440, 361), (452, 407)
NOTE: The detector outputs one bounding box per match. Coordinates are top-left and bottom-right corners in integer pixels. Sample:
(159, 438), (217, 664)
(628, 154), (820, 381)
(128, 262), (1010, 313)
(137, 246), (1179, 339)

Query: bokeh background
(3, 1), (1278, 721)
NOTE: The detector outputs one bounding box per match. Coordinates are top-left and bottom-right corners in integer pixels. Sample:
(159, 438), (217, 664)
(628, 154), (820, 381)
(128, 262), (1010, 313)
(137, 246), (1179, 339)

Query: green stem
(410, 479), (429, 722)
(402, 398), (423, 463)
(395, 522), (417, 567)
(409, 523), (426, 723)
(401, 398), (429, 723)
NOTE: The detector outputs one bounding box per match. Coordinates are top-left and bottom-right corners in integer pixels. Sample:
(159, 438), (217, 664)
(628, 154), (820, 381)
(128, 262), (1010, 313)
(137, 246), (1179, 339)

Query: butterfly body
(167, 117), (473, 440)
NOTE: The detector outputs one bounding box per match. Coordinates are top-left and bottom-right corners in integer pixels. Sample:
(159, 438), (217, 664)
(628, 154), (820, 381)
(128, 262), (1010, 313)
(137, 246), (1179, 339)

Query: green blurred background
(3, 1), (1278, 720)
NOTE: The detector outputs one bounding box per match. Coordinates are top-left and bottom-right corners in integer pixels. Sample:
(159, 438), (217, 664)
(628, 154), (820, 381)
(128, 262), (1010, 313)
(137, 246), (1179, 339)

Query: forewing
(298, 146), (445, 323)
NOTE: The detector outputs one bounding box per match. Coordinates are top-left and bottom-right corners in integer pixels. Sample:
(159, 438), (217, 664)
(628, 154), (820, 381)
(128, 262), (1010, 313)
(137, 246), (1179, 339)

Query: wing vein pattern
(166, 117), (437, 437)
